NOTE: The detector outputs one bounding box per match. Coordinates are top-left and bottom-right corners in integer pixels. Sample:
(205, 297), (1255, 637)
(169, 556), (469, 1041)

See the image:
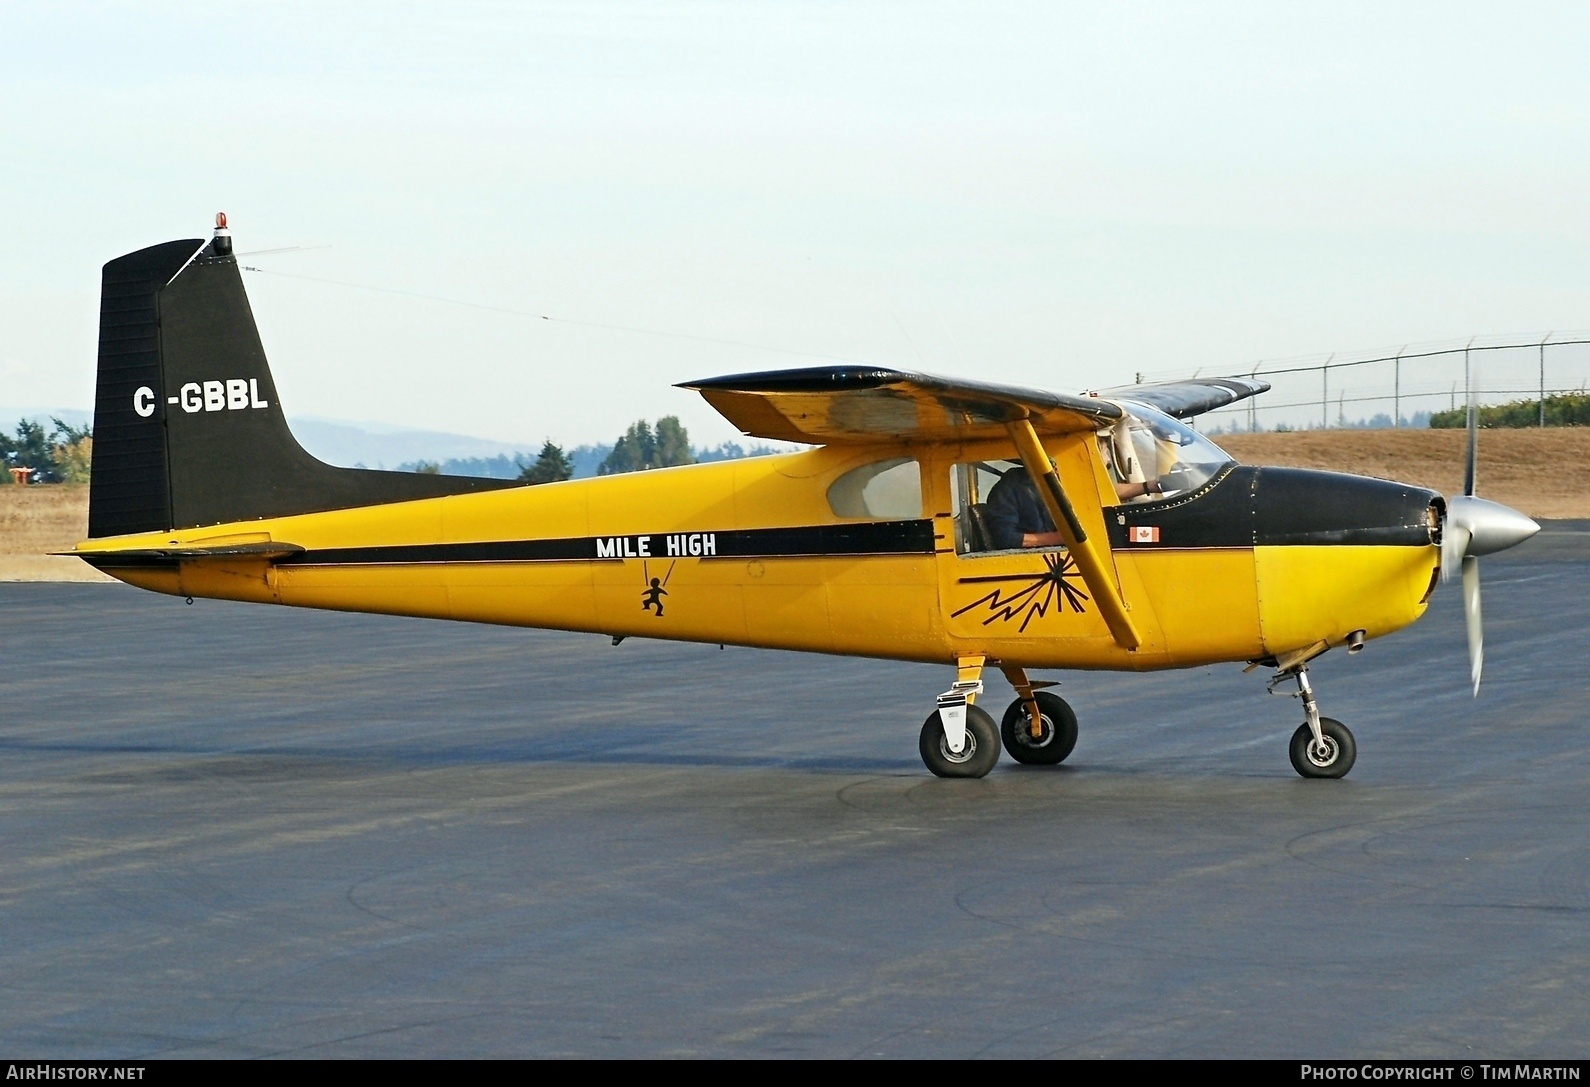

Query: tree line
(519, 415), (697, 484)
(407, 416), (777, 485)
(1430, 392), (1590, 428)
(1, 412), (773, 487)
(0, 418), (93, 483)
(2, 412), (765, 487)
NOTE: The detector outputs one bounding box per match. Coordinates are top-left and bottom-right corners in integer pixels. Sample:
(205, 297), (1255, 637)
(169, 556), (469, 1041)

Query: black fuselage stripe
(275, 520), (938, 566)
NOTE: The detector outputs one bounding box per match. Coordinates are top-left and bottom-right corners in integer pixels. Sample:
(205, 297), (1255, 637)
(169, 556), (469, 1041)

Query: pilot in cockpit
(985, 467), (1164, 549)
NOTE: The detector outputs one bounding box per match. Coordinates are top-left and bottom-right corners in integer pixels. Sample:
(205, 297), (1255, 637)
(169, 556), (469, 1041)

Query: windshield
(1102, 402), (1234, 501)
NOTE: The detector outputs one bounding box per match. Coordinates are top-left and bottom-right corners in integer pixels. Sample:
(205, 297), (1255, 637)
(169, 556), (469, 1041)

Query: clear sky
(4, 2), (1590, 445)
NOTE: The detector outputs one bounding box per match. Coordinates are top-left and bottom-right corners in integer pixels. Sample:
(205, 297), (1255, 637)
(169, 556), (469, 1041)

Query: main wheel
(1288, 717), (1356, 779)
(1000, 692), (1079, 766)
(919, 705), (1000, 778)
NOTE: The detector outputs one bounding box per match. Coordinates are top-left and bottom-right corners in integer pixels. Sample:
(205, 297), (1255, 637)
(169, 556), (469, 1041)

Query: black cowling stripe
(1104, 466), (1438, 549)
(1253, 467), (1438, 546)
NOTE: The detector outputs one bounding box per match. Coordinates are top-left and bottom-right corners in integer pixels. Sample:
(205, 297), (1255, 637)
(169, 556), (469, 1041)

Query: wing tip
(679, 365), (912, 393)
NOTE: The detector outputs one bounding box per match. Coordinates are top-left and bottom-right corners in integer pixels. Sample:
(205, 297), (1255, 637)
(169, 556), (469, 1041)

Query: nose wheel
(1288, 717), (1356, 778)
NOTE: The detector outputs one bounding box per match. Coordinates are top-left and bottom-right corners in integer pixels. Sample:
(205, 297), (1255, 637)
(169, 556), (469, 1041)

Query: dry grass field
(1218, 427), (1590, 520)
(0, 485), (111, 582)
(1, 428), (1583, 580)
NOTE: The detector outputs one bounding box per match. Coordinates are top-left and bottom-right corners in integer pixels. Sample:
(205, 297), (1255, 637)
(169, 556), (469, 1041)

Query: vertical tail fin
(87, 224), (514, 538)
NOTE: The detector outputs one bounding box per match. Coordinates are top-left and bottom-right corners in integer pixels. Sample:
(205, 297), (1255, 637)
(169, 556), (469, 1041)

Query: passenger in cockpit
(1115, 478), (1165, 501)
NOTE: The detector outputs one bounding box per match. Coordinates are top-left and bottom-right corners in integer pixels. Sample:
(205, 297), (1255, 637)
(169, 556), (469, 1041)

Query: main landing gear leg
(1274, 665), (1357, 779)
(918, 655), (1000, 778)
(1000, 664), (1046, 740)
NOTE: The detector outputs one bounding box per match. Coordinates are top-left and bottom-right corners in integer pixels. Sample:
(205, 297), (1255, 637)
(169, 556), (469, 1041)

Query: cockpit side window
(1099, 403), (1234, 503)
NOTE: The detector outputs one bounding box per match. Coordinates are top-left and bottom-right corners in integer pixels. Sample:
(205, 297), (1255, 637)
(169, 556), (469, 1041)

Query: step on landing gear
(1273, 665), (1356, 779)
(919, 656), (1000, 778)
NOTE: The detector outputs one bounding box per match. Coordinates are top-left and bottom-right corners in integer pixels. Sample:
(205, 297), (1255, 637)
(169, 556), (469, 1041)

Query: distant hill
(1, 408), (784, 479)
(398, 440), (783, 479)
(286, 417), (537, 470)
(0, 408), (93, 431)
(0, 407), (538, 472)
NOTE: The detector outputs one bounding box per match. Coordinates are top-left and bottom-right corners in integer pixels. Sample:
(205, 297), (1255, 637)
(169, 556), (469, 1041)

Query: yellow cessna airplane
(72, 222), (1540, 779)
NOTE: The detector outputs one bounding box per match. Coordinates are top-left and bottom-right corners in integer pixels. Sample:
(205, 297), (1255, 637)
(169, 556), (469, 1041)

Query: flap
(679, 366), (1123, 445)
(1099, 376), (1271, 420)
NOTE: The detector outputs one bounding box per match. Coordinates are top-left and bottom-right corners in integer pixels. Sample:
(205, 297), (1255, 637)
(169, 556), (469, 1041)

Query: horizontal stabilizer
(1100, 376), (1270, 420)
(63, 541), (305, 568)
(680, 366), (1123, 445)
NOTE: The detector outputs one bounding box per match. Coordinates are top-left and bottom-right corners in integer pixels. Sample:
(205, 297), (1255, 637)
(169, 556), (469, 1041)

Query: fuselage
(78, 432), (1443, 673)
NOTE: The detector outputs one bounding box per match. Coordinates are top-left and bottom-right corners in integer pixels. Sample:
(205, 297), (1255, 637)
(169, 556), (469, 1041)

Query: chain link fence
(1135, 334), (1590, 433)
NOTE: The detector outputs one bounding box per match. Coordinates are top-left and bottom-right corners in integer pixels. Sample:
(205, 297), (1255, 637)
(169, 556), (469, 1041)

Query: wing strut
(1004, 419), (1141, 651)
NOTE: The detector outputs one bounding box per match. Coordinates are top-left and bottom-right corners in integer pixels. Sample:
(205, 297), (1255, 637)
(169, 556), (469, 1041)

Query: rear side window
(827, 458), (922, 519)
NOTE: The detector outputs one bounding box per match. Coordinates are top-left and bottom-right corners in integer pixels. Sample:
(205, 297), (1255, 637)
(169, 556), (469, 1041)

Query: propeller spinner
(1439, 393), (1540, 694)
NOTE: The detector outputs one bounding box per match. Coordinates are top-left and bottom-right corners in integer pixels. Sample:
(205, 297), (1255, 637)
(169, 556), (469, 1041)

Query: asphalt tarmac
(2, 523), (1588, 1058)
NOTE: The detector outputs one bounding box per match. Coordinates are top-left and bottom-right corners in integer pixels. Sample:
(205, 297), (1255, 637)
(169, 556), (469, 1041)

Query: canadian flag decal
(1129, 526), (1161, 544)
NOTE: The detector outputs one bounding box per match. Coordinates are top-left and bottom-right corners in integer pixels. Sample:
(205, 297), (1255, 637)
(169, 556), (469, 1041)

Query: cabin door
(935, 457), (1119, 652)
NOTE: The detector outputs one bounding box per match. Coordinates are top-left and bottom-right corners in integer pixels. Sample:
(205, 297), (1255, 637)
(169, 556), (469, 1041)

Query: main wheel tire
(919, 705), (1001, 779)
(1288, 717), (1356, 779)
(1000, 692), (1079, 766)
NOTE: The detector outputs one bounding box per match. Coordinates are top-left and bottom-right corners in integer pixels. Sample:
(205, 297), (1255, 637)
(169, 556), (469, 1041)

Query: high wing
(678, 365), (1123, 445)
(1098, 376), (1270, 420)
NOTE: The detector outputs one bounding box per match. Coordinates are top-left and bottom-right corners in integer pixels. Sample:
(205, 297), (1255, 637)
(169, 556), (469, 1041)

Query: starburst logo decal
(951, 551), (1090, 633)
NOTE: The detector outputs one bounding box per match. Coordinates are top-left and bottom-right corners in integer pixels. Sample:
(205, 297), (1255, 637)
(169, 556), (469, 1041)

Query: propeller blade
(1441, 383), (1526, 697)
(1462, 554), (1483, 695)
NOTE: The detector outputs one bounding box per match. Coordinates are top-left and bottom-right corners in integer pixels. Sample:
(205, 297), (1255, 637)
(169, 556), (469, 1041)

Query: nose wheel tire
(919, 705), (1000, 778)
(999, 692), (1079, 766)
(1288, 717), (1356, 779)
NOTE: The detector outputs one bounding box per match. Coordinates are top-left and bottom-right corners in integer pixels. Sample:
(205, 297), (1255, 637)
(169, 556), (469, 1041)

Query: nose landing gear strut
(1272, 664), (1357, 779)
